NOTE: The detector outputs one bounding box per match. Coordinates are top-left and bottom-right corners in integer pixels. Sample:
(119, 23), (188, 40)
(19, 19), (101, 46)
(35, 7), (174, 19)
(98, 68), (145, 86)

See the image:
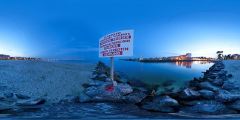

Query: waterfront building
(0, 54), (10, 60)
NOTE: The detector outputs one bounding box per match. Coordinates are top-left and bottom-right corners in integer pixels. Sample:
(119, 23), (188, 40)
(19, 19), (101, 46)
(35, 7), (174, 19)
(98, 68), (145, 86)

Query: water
(114, 60), (214, 90)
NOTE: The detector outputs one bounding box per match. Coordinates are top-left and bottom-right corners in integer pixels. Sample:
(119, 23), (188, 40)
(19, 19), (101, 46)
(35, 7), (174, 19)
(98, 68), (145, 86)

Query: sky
(0, 0), (240, 60)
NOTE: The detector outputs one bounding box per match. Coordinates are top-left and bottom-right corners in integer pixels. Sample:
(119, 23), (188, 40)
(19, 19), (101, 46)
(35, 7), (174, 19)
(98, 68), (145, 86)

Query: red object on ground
(105, 85), (114, 92)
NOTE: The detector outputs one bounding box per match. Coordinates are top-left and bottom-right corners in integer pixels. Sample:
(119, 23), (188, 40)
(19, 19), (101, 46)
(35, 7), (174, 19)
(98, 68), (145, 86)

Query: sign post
(99, 30), (134, 86)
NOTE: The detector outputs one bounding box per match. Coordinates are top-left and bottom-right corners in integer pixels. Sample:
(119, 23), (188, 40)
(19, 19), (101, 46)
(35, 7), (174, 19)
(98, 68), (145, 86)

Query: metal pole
(110, 57), (117, 86)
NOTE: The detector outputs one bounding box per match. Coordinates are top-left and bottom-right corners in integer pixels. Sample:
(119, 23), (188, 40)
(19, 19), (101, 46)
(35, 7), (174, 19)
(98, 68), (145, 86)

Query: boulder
(211, 79), (224, 86)
(227, 74), (233, 78)
(79, 93), (91, 103)
(154, 96), (179, 106)
(199, 89), (214, 99)
(124, 90), (147, 104)
(117, 83), (133, 96)
(16, 98), (46, 109)
(199, 82), (219, 92)
(4, 93), (14, 99)
(15, 94), (31, 100)
(141, 95), (179, 113)
(222, 81), (238, 90)
(188, 79), (200, 88)
(84, 86), (100, 97)
(229, 100), (240, 111)
(0, 101), (14, 111)
(179, 88), (200, 99)
(215, 90), (240, 102)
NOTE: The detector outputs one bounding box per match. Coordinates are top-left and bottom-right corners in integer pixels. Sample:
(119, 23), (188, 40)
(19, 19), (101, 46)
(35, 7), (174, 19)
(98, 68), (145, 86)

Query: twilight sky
(0, 0), (240, 60)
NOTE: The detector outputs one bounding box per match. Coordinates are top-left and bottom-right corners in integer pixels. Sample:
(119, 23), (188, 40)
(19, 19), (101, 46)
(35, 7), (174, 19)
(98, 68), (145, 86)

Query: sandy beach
(0, 60), (94, 103)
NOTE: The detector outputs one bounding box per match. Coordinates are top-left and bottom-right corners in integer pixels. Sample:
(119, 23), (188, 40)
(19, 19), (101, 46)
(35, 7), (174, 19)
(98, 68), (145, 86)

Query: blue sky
(0, 0), (240, 60)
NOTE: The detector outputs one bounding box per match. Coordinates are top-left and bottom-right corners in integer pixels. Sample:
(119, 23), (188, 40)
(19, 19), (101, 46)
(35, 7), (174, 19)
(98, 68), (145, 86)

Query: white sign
(99, 30), (134, 57)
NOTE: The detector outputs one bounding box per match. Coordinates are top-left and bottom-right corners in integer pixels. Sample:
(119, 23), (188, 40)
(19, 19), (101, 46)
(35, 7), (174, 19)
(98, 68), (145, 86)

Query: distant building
(232, 54), (240, 60)
(0, 54), (10, 60)
(169, 53), (192, 61)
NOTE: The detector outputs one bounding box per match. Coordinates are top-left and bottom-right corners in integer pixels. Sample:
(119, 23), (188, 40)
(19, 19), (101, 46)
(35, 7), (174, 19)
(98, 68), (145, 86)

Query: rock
(15, 94), (31, 99)
(215, 90), (240, 102)
(141, 95), (179, 113)
(94, 74), (108, 81)
(199, 82), (219, 92)
(116, 83), (133, 95)
(88, 80), (108, 87)
(4, 93), (14, 98)
(91, 74), (98, 79)
(188, 79), (200, 88)
(184, 101), (229, 114)
(79, 93), (91, 103)
(85, 86), (100, 97)
(84, 82), (134, 102)
(59, 95), (79, 104)
(211, 79), (224, 86)
(218, 70), (227, 77)
(16, 98), (46, 109)
(222, 81), (238, 90)
(179, 88), (200, 99)
(0, 102), (14, 111)
(229, 100), (240, 111)
(227, 74), (233, 78)
(87, 85), (122, 102)
(124, 90), (147, 104)
(199, 89), (214, 99)
(154, 96), (179, 106)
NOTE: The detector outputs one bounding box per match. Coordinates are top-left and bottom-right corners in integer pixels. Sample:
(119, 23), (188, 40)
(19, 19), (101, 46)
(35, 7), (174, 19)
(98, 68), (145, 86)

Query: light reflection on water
(115, 60), (214, 89)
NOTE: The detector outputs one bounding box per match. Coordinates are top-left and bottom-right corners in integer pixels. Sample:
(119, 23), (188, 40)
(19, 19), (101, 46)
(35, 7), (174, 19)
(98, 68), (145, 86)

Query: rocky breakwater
(0, 93), (46, 114)
(161, 60), (239, 115)
(73, 61), (239, 116)
(79, 61), (148, 104)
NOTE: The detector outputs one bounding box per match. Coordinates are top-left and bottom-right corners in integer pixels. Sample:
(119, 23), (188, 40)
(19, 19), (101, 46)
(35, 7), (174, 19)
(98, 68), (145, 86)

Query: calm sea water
(114, 60), (214, 90)
(57, 60), (214, 90)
